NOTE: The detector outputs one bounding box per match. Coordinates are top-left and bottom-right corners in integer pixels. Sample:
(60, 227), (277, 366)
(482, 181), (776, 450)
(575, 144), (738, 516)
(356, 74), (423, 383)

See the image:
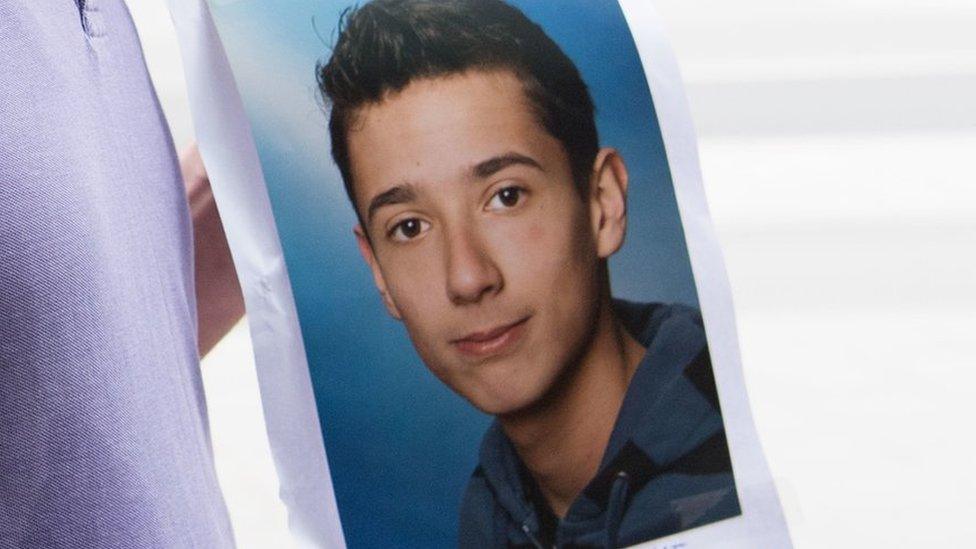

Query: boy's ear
(587, 148), (630, 259)
(354, 225), (402, 320)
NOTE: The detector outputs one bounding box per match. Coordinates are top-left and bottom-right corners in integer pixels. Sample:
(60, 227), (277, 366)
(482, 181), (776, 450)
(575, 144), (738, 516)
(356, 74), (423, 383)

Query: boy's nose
(444, 228), (503, 305)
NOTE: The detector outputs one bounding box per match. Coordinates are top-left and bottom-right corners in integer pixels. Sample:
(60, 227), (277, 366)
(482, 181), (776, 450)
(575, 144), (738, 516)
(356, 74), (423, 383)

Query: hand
(180, 142), (245, 357)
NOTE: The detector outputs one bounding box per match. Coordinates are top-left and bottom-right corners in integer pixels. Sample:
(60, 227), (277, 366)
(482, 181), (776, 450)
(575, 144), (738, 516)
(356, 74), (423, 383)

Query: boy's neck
(497, 300), (645, 518)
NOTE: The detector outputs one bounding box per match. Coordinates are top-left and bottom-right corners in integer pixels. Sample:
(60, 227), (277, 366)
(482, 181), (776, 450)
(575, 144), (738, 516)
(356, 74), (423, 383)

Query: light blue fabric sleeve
(0, 1), (233, 547)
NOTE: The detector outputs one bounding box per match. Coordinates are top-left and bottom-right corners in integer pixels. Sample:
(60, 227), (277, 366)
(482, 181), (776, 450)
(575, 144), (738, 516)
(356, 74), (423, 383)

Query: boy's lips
(452, 316), (530, 358)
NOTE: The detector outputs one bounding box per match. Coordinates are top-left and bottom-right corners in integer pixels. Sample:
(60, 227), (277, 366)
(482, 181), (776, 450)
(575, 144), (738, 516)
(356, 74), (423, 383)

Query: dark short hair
(316, 0), (599, 215)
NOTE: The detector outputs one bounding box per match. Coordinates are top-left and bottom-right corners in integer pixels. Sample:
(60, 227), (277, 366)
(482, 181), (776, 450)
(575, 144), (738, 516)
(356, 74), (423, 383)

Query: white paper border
(619, 2), (791, 547)
(166, 0), (346, 547)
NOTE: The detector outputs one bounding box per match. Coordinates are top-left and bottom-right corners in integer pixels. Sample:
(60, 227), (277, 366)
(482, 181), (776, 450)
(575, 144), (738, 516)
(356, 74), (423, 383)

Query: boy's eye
(487, 186), (525, 211)
(389, 218), (430, 242)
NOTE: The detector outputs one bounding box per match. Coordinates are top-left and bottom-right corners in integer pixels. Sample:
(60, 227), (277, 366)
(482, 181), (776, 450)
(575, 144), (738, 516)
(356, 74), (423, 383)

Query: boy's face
(347, 70), (613, 416)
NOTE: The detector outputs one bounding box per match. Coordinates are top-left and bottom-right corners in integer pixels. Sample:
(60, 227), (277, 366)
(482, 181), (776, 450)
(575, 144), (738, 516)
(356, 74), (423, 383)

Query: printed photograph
(210, 0), (742, 546)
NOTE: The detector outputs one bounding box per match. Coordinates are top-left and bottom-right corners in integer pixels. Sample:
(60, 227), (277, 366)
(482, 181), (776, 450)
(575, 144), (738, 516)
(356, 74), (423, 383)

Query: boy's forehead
(345, 70), (558, 208)
(353, 70), (537, 140)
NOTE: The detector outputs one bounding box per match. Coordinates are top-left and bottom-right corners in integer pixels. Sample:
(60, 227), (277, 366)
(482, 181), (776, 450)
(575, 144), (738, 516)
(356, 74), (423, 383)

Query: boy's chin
(463, 377), (555, 419)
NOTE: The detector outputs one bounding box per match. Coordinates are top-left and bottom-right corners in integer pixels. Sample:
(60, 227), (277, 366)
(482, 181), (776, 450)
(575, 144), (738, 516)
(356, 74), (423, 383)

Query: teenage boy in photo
(317, 0), (740, 546)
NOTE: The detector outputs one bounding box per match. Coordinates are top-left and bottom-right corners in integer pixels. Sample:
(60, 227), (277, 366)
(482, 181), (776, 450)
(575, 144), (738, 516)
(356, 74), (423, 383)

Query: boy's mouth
(452, 316), (531, 358)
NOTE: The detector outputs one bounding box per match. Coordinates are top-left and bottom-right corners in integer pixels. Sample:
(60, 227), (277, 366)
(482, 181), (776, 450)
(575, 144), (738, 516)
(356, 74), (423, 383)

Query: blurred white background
(128, 0), (976, 546)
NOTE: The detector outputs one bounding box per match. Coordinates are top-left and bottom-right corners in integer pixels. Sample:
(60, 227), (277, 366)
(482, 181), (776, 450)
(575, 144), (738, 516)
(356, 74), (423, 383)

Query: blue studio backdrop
(210, 1), (698, 546)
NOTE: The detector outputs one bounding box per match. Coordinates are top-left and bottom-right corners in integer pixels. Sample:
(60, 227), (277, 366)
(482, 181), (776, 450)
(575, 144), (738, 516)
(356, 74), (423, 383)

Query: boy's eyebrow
(366, 184), (417, 224)
(472, 152), (543, 179)
(365, 153), (541, 223)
